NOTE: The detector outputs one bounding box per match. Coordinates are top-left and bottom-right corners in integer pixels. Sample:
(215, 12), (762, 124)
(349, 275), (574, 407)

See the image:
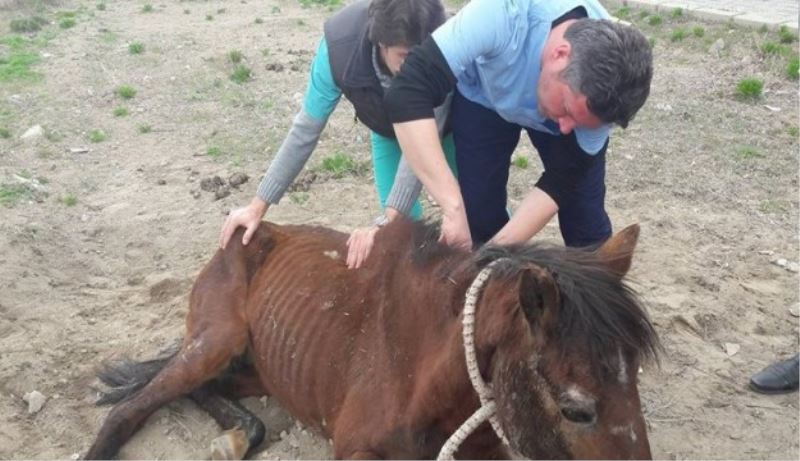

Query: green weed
(116, 85), (137, 99)
(648, 15), (662, 26)
(735, 78), (763, 100)
(670, 28), (686, 42)
(9, 16), (48, 33)
(512, 156), (529, 169)
(228, 50), (243, 64)
(113, 106), (128, 117)
(128, 42), (144, 54)
(779, 25), (798, 43)
(787, 57), (799, 80)
(89, 130), (107, 142)
(230, 65), (252, 83)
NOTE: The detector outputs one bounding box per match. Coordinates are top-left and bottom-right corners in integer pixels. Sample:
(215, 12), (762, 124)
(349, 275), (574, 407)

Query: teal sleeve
(304, 38), (343, 121)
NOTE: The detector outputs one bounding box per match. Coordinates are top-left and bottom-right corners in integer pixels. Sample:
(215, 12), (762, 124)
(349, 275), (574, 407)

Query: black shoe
(749, 354), (800, 394)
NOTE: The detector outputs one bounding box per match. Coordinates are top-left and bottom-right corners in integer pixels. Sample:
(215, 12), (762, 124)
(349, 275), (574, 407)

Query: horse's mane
(476, 243), (661, 375)
(383, 219), (660, 375)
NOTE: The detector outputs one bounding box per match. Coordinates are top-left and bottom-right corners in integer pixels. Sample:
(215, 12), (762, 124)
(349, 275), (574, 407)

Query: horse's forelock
(475, 244), (661, 378)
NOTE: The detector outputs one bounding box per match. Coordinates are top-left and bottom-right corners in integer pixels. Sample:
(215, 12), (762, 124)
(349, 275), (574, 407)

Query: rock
(723, 343), (740, 357)
(69, 147), (90, 154)
(772, 258), (788, 268)
(214, 186), (231, 200)
(23, 390), (46, 414)
(708, 38), (725, 56)
(70, 453), (80, 460)
(789, 305), (800, 318)
(21, 125), (44, 141)
(157, 179), (167, 186)
(787, 262), (799, 273)
(265, 62), (284, 72)
(200, 176), (225, 192)
(228, 173), (249, 188)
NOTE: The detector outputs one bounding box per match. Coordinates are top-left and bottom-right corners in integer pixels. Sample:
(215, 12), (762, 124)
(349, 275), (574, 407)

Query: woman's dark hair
(368, 0), (446, 47)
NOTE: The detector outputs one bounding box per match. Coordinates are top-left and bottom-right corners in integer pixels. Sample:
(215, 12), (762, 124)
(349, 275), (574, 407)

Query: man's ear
(596, 224), (640, 278)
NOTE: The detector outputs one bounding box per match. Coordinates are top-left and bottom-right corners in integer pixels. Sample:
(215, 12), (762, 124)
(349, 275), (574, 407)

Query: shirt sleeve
(303, 38), (342, 121)
(575, 124), (612, 155)
(431, 0), (516, 79)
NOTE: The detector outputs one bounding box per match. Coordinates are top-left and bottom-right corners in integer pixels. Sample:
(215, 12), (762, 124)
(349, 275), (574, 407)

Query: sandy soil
(0, 0), (797, 459)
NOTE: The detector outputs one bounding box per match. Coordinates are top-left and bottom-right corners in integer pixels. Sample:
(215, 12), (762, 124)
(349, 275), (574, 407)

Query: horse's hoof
(210, 428), (250, 460)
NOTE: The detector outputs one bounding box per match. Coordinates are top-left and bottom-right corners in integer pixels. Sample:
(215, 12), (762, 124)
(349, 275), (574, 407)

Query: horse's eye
(560, 406), (597, 425)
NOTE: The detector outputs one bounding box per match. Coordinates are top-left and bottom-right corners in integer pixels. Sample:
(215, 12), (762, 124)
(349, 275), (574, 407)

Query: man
(384, 0), (653, 249)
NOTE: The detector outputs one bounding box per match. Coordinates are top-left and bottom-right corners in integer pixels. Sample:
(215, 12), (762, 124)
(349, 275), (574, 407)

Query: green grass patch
(512, 156), (529, 169)
(647, 15), (662, 26)
(217, 8), (226, 13)
(128, 42), (144, 54)
(255, 17), (263, 24)
(318, 152), (368, 178)
(788, 126), (799, 138)
(761, 41), (791, 56)
(638, 10), (649, 20)
(787, 57), (799, 80)
(670, 28), (687, 42)
(758, 24), (769, 34)
(61, 194), (77, 206)
(97, 3), (106, 10)
(206, 14), (213, 20)
(271, 6), (281, 13)
(289, 192), (309, 205)
(58, 18), (76, 29)
(0, 127), (10, 138)
(184, 9), (191, 14)
(296, 19), (306, 26)
(137, 124), (152, 134)
(735, 78), (763, 100)
(670, 7), (682, 18)
(113, 106), (128, 117)
(779, 25), (798, 43)
(0, 49), (41, 83)
(9, 16), (48, 33)
(692, 26), (705, 37)
(228, 50), (243, 64)
(299, 0), (341, 8)
(614, 6), (630, 19)
(0, 184), (33, 207)
(207, 146), (222, 157)
(142, 4), (153, 13)
(89, 130), (107, 142)
(230, 64), (251, 83)
(736, 145), (763, 159)
(115, 85), (137, 99)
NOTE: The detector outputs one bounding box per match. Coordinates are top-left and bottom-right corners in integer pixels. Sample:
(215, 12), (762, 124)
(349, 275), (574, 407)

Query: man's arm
(490, 187), (558, 245)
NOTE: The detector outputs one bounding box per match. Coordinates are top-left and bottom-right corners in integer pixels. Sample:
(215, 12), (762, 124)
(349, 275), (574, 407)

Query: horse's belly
(245, 256), (371, 433)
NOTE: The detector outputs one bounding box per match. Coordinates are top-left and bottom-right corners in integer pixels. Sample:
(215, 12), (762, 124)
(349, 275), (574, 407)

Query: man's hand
(219, 197), (270, 249)
(439, 207), (472, 250)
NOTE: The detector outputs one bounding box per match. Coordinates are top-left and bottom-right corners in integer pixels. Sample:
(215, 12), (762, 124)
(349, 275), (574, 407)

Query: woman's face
(379, 44), (410, 75)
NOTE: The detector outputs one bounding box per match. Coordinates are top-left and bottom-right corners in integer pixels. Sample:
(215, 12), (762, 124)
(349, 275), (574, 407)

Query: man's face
(379, 44), (410, 76)
(537, 45), (603, 134)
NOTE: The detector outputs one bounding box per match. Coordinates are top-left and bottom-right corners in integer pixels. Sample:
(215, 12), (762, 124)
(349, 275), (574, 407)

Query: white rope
(437, 260), (510, 461)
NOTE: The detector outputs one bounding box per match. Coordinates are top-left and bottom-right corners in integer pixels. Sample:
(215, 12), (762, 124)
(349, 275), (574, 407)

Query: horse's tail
(94, 341), (181, 405)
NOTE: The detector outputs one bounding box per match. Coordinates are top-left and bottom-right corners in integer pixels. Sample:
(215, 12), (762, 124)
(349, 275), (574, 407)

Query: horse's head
(473, 225), (658, 460)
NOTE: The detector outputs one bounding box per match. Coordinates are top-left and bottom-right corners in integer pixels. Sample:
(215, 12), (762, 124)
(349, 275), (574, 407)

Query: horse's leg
(190, 386), (265, 460)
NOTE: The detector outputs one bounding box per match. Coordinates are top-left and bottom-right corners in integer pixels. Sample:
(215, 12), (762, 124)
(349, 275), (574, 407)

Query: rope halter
(437, 259), (510, 460)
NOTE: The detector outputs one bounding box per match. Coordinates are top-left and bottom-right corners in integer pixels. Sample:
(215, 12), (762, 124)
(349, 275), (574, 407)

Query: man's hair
(368, 0), (446, 47)
(562, 19), (653, 128)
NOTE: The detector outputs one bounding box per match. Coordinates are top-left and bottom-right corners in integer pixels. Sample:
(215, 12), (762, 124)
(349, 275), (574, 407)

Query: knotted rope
(437, 260), (510, 460)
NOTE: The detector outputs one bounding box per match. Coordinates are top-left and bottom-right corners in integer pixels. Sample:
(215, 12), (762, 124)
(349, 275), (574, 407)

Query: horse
(85, 218), (659, 459)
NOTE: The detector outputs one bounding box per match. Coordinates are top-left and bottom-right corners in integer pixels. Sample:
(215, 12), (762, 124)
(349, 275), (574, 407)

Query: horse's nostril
(560, 406), (597, 424)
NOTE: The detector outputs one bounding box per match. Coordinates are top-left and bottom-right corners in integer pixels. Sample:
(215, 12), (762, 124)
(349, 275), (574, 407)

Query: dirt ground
(0, 0), (798, 459)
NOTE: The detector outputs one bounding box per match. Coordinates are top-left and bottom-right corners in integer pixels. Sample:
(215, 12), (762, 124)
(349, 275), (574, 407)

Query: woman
(219, 0), (456, 268)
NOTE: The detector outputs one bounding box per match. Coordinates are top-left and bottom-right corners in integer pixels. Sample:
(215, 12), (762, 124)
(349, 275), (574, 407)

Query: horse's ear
(518, 266), (559, 330)
(596, 224), (640, 278)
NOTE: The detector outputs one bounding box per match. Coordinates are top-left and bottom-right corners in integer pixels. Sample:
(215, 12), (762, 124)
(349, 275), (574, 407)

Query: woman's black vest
(323, 0), (395, 138)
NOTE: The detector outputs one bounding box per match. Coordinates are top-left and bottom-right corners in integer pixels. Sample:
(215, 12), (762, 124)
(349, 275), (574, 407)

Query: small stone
(772, 258), (788, 268)
(279, 430), (288, 439)
(214, 186), (231, 200)
(191, 190), (201, 199)
(70, 147), (90, 154)
(70, 453), (80, 460)
(23, 390), (46, 414)
(200, 176), (224, 192)
(763, 105), (781, 112)
(786, 262), (799, 273)
(228, 173), (249, 188)
(260, 396), (268, 407)
(157, 179), (167, 186)
(724, 342), (740, 357)
(21, 125), (44, 141)
(790, 305), (800, 318)
(708, 38), (725, 56)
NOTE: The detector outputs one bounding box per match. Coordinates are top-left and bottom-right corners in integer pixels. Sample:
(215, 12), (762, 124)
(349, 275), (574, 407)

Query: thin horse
(86, 219), (659, 459)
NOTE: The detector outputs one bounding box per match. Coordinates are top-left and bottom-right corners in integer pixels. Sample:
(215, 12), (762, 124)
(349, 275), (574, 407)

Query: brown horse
(86, 219), (659, 459)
